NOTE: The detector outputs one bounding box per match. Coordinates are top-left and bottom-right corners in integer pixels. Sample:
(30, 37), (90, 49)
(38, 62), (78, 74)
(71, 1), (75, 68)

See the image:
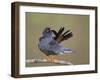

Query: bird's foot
(46, 55), (57, 63)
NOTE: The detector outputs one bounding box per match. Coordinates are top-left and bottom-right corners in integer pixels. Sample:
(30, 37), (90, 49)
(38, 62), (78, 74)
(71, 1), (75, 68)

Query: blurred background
(25, 12), (89, 67)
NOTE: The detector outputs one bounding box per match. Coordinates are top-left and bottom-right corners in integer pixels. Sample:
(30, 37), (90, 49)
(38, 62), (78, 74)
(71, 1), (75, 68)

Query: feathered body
(38, 27), (73, 56)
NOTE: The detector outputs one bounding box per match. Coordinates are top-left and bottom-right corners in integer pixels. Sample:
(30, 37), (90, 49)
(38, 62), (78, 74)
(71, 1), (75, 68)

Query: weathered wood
(26, 59), (73, 65)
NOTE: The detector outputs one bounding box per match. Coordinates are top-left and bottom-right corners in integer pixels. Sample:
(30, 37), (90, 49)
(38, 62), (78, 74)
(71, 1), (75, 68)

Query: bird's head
(42, 27), (52, 37)
(44, 27), (51, 32)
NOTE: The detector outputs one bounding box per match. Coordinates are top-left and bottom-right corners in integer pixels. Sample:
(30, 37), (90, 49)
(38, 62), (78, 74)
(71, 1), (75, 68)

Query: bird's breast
(38, 37), (52, 50)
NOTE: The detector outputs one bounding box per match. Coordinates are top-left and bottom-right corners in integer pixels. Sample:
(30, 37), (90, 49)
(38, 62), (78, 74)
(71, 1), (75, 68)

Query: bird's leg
(50, 55), (57, 62)
(46, 55), (57, 63)
(46, 55), (52, 62)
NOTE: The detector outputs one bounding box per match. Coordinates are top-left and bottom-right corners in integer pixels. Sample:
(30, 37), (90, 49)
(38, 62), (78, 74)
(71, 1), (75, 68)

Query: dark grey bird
(38, 27), (73, 62)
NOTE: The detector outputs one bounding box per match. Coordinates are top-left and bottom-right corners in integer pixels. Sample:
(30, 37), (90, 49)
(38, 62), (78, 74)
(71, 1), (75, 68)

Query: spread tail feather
(52, 27), (64, 40)
(52, 27), (73, 43)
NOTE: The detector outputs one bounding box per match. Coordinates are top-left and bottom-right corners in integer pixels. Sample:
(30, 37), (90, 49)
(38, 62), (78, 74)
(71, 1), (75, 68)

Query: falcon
(38, 27), (73, 62)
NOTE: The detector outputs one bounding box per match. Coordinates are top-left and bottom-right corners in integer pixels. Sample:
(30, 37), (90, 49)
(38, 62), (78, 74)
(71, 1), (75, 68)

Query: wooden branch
(26, 59), (73, 65)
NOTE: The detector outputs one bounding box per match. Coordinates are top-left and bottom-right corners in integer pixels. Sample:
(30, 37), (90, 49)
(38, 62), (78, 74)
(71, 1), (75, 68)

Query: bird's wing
(60, 31), (73, 42)
(55, 27), (64, 39)
(51, 27), (73, 43)
(51, 30), (57, 37)
(52, 27), (64, 40)
(38, 37), (72, 55)
(48, 40), (64, 54)
(48, 40), (72, 55)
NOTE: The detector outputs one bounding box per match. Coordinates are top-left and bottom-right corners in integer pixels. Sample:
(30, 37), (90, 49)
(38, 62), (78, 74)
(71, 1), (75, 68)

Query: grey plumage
(38, 27), (73, 56)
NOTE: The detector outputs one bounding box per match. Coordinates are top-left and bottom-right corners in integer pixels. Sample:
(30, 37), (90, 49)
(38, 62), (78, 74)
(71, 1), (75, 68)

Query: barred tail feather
(51, 27), (73, 43)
